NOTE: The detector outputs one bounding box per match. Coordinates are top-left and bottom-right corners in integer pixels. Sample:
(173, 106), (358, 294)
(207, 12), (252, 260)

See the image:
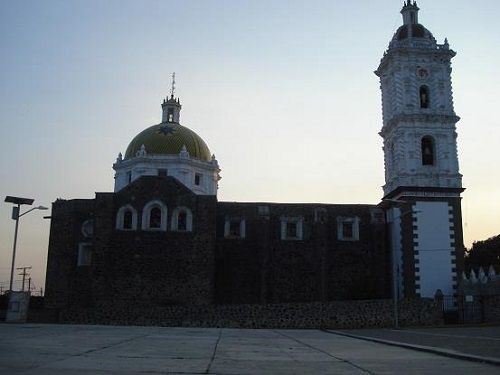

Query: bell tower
(376, 2), (465, 298)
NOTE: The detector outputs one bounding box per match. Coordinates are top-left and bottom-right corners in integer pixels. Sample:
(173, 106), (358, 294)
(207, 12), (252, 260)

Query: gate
(441, 295), (483, 324)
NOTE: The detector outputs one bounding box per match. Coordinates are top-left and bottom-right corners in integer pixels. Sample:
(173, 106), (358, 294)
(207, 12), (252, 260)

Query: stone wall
(215, 203), (388, 304)
(45, 176), (217, 310)
(45, 198), (95, 309)
(58, 298), (441, 329)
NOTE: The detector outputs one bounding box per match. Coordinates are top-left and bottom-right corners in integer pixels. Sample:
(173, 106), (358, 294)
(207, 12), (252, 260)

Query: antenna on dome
(170, 72), (176, 98)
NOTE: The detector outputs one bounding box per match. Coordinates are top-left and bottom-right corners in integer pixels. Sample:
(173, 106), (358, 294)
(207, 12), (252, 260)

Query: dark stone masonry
(43, 176), (401, 328)
(59, 298), (442, 329)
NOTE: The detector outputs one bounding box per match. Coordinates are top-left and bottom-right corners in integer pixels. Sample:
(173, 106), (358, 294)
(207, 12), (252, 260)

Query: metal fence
(441, 295), (484, 324)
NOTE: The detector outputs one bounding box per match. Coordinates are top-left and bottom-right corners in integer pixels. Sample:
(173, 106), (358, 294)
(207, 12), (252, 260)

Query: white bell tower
(376, 2), (465, 299)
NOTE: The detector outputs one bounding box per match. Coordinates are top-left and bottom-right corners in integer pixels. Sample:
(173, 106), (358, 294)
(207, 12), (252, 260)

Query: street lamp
(4, 196), (48, 292)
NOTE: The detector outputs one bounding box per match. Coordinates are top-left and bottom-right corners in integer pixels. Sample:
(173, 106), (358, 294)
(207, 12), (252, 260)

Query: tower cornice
(380, 114), (460, 135)
(376, 46), (456, 76)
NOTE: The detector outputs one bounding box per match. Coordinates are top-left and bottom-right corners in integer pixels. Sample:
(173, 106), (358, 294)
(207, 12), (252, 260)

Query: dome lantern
(161, 73), (181, 123)
(401, 1), (419, 25)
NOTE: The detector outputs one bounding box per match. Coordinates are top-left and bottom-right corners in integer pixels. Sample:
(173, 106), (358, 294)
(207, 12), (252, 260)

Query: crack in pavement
(17, 332), (152, 372)
(204, 328), (222, 374)
(274, 330), (375, 374)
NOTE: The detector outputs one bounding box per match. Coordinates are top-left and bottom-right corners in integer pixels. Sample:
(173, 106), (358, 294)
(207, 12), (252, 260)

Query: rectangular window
(280, 217), (303, 240)
(224, 217), (246, 239)
(77, 243), (92, 266)
(337, 217), (360, 241)
(342, 222), (354, 239)
(286, 222), (297, 238)
(229, 220), (241, 237)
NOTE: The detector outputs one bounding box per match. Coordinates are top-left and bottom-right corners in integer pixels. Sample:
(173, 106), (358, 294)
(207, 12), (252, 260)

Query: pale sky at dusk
(1, 0), (499, 292)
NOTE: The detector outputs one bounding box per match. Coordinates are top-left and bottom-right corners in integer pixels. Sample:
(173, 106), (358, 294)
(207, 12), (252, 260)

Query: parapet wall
(58, 298), (441, 329)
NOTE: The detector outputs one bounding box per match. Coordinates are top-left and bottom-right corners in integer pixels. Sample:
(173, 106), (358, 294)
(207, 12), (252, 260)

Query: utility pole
(17, 266), (32, 292)
(28, 277), (31, 293)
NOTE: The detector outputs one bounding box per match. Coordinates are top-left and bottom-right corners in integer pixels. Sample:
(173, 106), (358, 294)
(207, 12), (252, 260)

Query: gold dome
(124, 123), (211, 161)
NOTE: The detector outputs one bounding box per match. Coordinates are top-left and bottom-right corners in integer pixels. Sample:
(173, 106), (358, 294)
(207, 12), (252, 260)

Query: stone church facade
(45, 2), (464, 312)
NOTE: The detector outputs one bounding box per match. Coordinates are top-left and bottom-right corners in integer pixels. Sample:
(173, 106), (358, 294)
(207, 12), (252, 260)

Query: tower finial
(170, 72), (176, 98)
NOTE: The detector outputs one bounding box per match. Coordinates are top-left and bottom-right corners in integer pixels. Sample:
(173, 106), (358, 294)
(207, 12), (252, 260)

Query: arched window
(178, 211), (187, 231)
(171, 207), (193, 232)
(142, 200), (167, 231)
(116, 205), (138, 230)
(167, 108), (174, 122)
(421, 136), (435, 166)
(123, 211), (133, 229)
(419, 85), (430, 108)
(149, 207), (162, 229)
(81, 219), (94, 238)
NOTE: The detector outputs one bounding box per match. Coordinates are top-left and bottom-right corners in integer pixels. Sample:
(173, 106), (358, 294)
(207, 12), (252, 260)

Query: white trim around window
(337, 216), (360, 241)
(224, 217), (246, 239)
(116, 205), (138, 230)
(77, 242), (92, 266)
(280, 217), (303, 240)
(142, 200), (168, 231)
(171, 206), (193, 232)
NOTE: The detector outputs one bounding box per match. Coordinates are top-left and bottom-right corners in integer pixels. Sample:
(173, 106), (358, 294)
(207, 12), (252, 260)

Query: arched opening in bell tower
(419, 85), (430, 108)
(421, 136), (435, 166)
(167, 108), (174, 122)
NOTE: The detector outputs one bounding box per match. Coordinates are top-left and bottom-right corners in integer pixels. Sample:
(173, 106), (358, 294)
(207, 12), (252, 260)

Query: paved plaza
(0, 324), (499, 374)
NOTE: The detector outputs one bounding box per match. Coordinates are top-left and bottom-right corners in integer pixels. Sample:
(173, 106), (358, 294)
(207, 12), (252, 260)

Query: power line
(16, 266), (32, 291)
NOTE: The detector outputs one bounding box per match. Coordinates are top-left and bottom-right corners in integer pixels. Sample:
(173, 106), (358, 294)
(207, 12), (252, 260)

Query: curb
(324, 329), (500, 367)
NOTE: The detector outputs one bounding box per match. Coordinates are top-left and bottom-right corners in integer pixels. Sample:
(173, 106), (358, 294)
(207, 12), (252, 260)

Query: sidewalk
(1, 324), (499, 374)
(331, 326), (500, 366)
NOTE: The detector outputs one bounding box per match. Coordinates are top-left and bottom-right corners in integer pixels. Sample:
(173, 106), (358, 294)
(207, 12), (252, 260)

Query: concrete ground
(0, 324), (499, 374)
(335, 326), (500, 365)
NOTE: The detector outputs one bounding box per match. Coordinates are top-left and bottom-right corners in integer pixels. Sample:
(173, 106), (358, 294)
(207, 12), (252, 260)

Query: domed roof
(124, 122), (212, 161)
(394, 23), (434, 41)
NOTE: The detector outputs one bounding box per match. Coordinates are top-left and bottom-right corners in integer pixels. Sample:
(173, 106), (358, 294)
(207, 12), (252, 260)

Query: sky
(1, 0), (499, 293)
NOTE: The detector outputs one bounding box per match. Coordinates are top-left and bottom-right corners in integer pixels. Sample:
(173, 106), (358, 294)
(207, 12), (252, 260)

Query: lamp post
(383, 199), (421, 329)
(4, 196), (48, 292)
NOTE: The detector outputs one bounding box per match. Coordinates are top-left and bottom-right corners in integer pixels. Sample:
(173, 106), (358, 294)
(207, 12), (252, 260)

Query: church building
(44, 2), (464, 312)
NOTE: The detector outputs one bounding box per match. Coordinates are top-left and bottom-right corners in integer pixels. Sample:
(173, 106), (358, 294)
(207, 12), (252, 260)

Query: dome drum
(114, 96), (220, 195)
